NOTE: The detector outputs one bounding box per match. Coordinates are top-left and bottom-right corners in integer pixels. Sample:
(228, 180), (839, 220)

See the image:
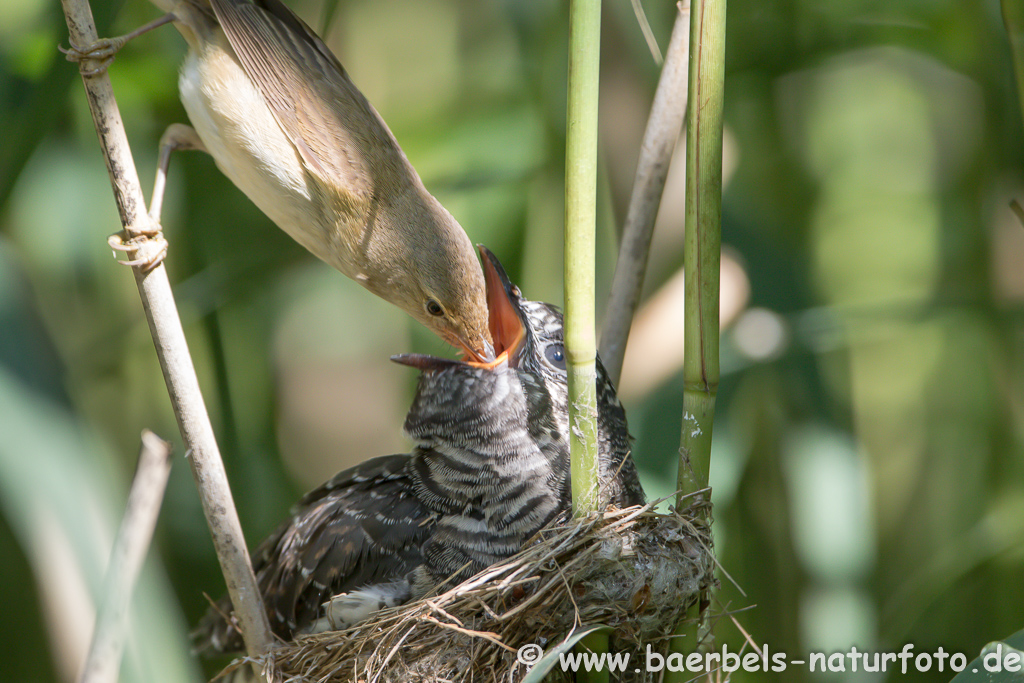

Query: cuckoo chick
(194, 248), (645, 653)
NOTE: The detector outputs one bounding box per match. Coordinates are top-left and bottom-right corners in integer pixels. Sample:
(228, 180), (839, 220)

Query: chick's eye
(544, 344), (566, 369)
(426, 299), (444, 317)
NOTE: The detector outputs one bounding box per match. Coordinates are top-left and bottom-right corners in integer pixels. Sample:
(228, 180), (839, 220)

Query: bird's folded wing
(194, 454), (432, 654)
(209, 0), (412, 205)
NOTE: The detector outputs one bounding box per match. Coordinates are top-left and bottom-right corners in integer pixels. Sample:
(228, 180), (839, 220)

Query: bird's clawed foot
(60, 13), (176, 76)
(108, 226), (169, 272)
(105, 122), (206, 272)
(60, 37), (129, 76)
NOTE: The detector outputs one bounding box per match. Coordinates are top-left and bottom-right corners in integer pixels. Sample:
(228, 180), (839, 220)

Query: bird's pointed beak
(392, 246), (525, 373)
(447, 325), (494, 365)
(391, 353), (465, 371)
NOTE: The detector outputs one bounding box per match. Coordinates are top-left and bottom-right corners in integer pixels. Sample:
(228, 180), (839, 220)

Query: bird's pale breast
(179, 39), (356, 274)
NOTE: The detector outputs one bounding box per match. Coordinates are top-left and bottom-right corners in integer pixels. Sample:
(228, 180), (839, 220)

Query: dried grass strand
(254, 501), (715, 683)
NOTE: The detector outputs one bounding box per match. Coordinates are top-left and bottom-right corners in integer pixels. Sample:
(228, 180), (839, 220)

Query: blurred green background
(1, 0), (1022, 681)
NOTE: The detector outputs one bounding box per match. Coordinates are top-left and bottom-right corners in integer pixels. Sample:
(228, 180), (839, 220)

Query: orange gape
(471, 245), (527, 369)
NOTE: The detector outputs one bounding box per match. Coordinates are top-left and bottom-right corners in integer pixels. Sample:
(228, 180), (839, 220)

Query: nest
(248, 499), (715, 683)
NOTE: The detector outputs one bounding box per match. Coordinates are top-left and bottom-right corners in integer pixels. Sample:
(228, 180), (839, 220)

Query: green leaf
(949, 628), (1024, 682)
(520, 625), (612, 683)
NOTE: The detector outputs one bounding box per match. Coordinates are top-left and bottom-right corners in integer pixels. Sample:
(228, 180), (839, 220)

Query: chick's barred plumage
(194, 251), (644, 654)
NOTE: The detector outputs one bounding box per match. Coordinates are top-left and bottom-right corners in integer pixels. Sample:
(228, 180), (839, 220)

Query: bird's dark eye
(426, 299), (444, 316)
(544, 344), (566, 369)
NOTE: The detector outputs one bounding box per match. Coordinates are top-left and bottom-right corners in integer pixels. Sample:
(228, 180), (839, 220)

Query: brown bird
(67, 0), (493, 361)
(193, 247), (645, 653)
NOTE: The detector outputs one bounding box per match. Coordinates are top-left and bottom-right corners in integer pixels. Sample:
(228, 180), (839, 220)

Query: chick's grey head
(393, 247), (644, 509)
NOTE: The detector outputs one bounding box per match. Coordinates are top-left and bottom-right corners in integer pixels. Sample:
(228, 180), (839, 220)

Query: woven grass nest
(237, 499), (715, 683)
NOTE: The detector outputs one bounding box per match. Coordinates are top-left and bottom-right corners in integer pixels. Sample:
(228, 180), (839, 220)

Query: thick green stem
(565, 0), (602, 516)
(667, 0), (724, 677)
(563, 1), (612, 675)
(1002, 0), (1024, 127)
(676, 0), (724, 510)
